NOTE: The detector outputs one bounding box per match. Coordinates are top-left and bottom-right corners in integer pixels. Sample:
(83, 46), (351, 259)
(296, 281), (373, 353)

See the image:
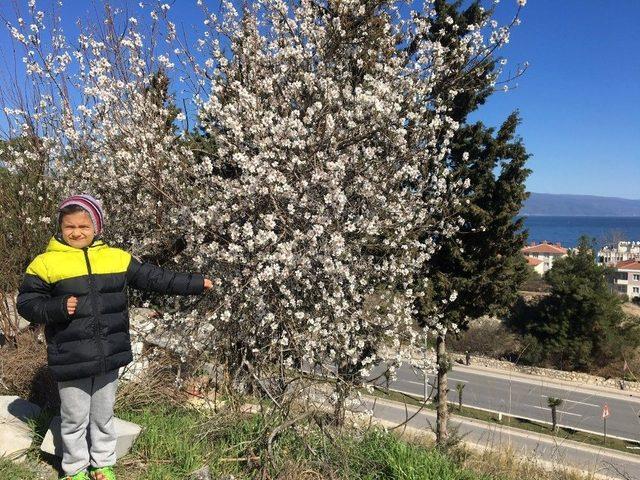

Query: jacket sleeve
(125, 256), (205, 296)
(16, 256), (72, 326)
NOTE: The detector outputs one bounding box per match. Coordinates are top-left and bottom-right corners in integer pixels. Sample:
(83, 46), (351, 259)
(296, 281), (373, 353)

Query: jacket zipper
(83, 246), (106, 374)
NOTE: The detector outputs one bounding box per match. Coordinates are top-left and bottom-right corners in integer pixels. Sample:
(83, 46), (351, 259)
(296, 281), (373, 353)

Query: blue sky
(1, 0), (638, 199)
(473, 0), (640, 200)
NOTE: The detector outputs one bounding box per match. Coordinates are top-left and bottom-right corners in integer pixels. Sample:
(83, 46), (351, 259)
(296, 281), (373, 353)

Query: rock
(1, 293), (30, 335)
(41, 416), (142, 459)
(0, 395), (41, 462)
(187, 466), (211, 480)
(119, 357), (150, 383)
(145, 331), (180, 351)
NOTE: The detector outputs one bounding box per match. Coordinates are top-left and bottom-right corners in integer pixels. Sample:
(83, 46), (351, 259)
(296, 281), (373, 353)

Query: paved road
(362, 396), (640, 480)
(368, 363), (640, 443)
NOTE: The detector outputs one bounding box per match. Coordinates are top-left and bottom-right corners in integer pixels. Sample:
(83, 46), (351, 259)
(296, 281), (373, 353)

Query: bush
(506, 237), (633, 372)
(449, 320), (520, 360)
(0, 142), (60, 342)
(516, 334), (546, 367)
(520, 266), (550, 293)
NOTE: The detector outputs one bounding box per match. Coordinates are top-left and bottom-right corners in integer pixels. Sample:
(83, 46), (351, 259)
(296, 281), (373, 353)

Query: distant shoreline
(522, 193), (640, 217)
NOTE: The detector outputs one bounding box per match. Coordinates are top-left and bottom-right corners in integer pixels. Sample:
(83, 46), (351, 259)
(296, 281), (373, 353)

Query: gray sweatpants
(57, 369), (119, 475)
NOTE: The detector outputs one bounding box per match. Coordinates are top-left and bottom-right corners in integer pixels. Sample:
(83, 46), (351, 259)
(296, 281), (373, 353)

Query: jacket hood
(46, 235), (106, 252)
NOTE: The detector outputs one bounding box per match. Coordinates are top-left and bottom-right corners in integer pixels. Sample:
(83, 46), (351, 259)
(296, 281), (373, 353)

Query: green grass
(0, 395), (591, 480)
(329, 430), (496, 480)
(115, 401), (502, 480)
(369, 387), (640, 455)
(0, 458), (40, 478)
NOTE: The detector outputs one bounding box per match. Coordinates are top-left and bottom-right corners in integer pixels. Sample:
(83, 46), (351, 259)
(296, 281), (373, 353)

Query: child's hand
(67, 296), (78, 315)
(204, 278), (213, 290)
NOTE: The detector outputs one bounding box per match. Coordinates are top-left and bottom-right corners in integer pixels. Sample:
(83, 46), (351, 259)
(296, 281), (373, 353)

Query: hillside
(522, 193), (640, 217)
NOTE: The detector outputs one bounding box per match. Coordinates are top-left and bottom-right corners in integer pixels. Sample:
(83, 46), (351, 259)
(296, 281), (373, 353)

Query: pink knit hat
(57, 194), (105, 236)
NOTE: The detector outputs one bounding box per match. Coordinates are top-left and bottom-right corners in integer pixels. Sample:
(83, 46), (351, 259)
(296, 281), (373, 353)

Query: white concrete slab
(41, 416), (142, 459)
(0, 395), (41, 462)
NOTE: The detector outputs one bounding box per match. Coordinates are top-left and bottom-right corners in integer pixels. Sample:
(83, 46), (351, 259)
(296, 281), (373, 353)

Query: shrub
(449, 320), (520, 360)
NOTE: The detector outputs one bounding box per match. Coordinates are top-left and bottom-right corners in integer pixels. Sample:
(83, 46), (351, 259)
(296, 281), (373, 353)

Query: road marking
(449, 377), (469, 384)
(395, 378), (430, 388)
(371, 396), (640, 468)
(524, 404), (582, 417)
(539, 395), (599, 408)
(385, 387), (640, 443)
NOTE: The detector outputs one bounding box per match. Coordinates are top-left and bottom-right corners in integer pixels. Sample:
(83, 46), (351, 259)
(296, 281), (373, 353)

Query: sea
(519, 216), (640, 249)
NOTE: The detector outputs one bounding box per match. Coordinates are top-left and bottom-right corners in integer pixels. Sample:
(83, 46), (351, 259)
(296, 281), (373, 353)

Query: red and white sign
(602, 404), (610, 419)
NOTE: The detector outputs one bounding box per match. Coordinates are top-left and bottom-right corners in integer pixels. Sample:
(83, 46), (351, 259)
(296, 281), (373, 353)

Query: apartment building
(521, 240), (568, 274)
(609, 260), (640, 301)
(526, 256), (545, 276)
(597, 241), (640, 266)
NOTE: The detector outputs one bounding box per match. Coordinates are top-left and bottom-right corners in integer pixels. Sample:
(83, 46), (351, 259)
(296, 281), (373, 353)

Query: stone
(187, 466), (211, 480)
(119, 356), (150, 383)
(1, 293), (30, 334)
(144, 331), (179, 351)
(0, 395), (41, 462)
(41, 416), (142, 459)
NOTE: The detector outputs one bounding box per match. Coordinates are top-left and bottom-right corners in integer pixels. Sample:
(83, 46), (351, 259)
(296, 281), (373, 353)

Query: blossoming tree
(2, 0), (524, 425)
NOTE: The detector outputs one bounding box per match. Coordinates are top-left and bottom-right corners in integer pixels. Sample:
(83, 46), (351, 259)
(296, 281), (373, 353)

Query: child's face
(60, 210), (96, 249)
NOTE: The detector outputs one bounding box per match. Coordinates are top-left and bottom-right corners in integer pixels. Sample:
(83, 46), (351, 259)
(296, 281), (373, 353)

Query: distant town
(522, 240), (640, 301)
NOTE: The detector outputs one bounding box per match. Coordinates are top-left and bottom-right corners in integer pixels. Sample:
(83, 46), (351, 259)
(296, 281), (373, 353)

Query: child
(17, 194), (212, 480)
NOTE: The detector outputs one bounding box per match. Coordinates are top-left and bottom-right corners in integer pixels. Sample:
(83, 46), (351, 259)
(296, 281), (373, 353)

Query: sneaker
(88, 466), (117, 480)
(59, 471), (90, 480)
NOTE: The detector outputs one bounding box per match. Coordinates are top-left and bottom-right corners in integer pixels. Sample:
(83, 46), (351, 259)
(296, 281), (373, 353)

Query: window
(634, 274), (640, 281)
(633, 287), (640, 293)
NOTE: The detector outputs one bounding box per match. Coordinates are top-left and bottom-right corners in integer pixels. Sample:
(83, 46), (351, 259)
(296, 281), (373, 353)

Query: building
(609, 260), (640, 301)
(597, 241), (640, 266)
(526, 256), (545, 276)
(521, 241), (568, 274)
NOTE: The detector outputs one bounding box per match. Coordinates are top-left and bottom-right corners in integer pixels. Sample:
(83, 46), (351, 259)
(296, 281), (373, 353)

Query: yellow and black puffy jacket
(17, 235), (204, 381)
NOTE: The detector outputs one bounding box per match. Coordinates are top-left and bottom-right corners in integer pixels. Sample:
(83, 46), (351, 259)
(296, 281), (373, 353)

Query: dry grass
(0, 327), (59, 409)
(115, 349), (190, 413)
(456, 446), (595, 480)
(623, 302), (640, 320)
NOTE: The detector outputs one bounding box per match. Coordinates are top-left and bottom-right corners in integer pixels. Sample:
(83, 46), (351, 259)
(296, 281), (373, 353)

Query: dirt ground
(623, 301), (640, 319)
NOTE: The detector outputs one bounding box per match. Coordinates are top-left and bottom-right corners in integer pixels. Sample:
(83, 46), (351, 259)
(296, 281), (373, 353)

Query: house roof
(527, 257), (544, 266)
(522, 241), (568, 255)
(616, 260), (640, 271)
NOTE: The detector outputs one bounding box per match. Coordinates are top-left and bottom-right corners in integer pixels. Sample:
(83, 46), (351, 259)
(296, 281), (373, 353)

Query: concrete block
(41, 416), (142, 459)
(0, 395), (41, 462)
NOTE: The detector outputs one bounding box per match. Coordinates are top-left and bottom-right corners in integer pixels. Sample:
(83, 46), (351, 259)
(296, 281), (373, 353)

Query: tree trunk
(551, 406), (557, 432)
(436, 334), (449, 445)
(334, 379), (348, 427)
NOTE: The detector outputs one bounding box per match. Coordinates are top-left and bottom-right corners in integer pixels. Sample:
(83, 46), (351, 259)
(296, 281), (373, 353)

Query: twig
(267, 411), (315, 459)
(218, 455), (260, 463)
